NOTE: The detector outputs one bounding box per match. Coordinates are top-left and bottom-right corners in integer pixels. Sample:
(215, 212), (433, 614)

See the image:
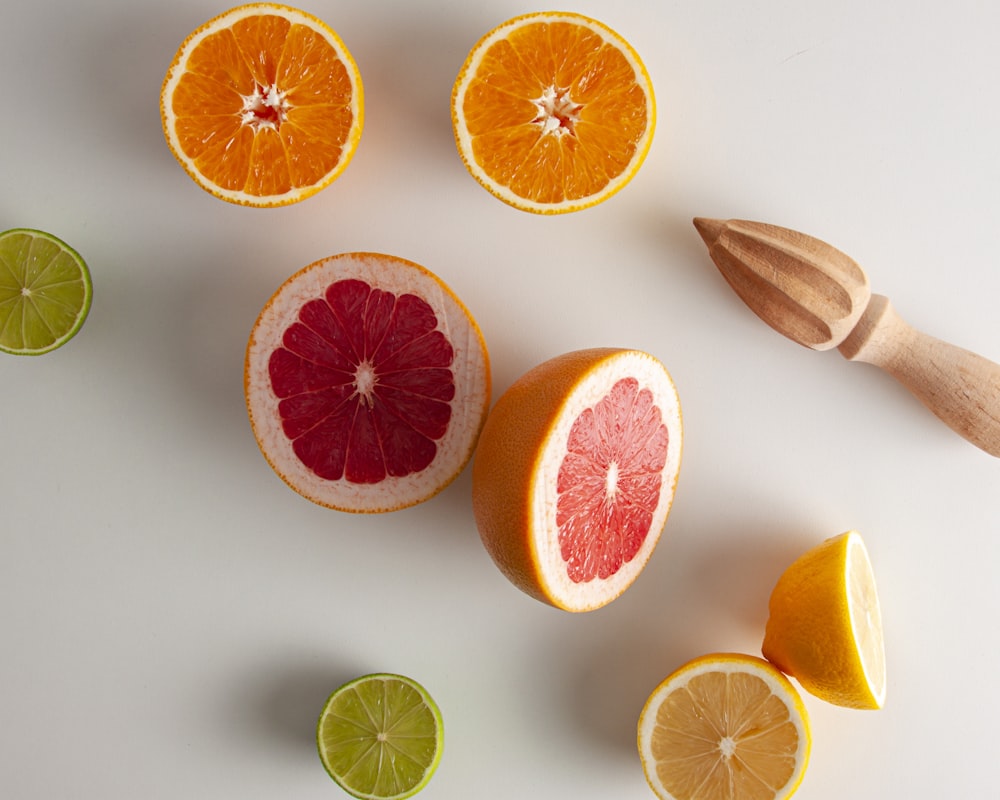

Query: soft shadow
(81, 6), (211, 171)
(635, 202), (742, 302)
(89, 219), (282, 450)
(557, 515), (815, 757)
(356, 9), (490, 160)
(233, 655), (370, 757)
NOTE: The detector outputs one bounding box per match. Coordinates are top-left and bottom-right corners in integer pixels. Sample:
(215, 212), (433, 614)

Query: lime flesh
(0, 228), (92, 355)
(317, 673), (444, 800)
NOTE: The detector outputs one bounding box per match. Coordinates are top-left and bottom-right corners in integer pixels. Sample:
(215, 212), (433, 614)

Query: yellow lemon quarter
(762, 530), (886, 710)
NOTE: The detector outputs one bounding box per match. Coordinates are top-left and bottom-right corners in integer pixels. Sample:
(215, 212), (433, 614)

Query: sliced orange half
(452, 11), (656, 214)
(638, 653), (811, 800)
(160, 3), (364, 206)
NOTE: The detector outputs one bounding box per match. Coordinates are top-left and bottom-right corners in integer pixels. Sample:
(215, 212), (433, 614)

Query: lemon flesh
(0, 228), (92, 355)
(846, 533), (887, 706)
(638, 653), (811, 800)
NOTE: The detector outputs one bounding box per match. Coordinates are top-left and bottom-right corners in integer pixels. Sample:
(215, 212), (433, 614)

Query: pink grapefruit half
(472, 348), (682, 611)
(245, 252), (490, 512)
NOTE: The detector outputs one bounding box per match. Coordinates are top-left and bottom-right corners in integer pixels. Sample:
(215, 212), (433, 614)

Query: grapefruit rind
(472, 348), (682, 612)
(245, 252), (490, 513)
(451, 11), (656, 214)
(160, 3), (364, 207)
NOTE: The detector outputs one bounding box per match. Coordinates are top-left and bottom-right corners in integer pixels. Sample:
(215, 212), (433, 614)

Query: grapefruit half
(245, 252), (490, 512)
(472, 348), (682, 611)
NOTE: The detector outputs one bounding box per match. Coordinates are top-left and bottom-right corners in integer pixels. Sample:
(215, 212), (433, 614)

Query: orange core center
(241, 83), (289, 131)
(531, 85), (583, 136)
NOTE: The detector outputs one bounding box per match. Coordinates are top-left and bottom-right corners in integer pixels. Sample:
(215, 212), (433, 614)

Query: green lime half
(0, 228), (92, 355)
(316, 673), (444, 800)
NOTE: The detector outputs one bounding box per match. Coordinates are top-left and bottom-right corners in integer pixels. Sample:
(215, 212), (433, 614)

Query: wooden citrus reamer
(694, 217), (1000, 457)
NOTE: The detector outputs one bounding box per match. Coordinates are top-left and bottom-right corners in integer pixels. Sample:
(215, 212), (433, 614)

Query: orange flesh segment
(652, 671), (800, 799)
(169, 15), (354, 196)
(462, 21), (649, 204)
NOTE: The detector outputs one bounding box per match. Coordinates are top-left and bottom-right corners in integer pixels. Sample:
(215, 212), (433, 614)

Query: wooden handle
(838, 294), (1000, 457)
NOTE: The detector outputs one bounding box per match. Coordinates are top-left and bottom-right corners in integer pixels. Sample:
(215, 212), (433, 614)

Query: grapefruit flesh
(246, 253), (490, 512)
(472, 348), (682, 611)
(558, 377), (669, 583)
(269, 280), (456, 483)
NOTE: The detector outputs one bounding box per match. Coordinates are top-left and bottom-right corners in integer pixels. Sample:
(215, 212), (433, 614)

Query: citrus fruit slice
(471, 348), (682, 611)
(451, 11), (656, 214)
(762, 530), (887, 710)
(317, 673), (444, 800)
(245, 252), (490, 512)
(637, 653), (812, 800)
(160, 3), (363, 206)
(0, 228), (92, 356)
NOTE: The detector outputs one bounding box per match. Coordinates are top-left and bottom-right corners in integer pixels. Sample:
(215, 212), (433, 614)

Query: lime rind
(317, 673), (444, 800)
(0, 228), (92, 355)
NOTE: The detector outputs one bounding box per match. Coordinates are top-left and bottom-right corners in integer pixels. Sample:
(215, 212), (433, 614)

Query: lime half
(317, 673), (444, 800)
(0, 228), (92, 355)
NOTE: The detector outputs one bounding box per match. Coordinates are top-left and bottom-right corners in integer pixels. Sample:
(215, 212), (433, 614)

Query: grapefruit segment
(245, 253), (490, 512)
(472, 348), (682, 611)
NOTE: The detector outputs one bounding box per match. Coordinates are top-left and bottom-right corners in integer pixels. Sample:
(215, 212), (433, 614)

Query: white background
(3, 1), (998, 797)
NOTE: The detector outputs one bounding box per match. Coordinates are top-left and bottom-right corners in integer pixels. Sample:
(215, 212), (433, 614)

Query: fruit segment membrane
(639, 656), (810, 800)
(268, 279), (455, 483)
(171, 16), (354, 193)
(652, 670), (802, 797)
(317, 673), (444, 799)
(161, 4), (364, 206)
(556, 378), (668, 582)
(461, 19), (649, 203)
(452, 11), (655, 214)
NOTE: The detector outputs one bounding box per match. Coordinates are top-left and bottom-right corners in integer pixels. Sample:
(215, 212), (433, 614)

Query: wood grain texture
(695, 217), (1000, 457)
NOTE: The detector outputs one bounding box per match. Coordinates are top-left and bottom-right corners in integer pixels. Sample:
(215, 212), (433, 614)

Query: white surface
(2, 1), (998, 797)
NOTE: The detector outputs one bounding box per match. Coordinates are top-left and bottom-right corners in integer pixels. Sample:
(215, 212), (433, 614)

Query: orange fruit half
(452, 11), (656, 214)
(638, 653), (811, 800)
(472, 348), (682, 611)
(160, 3), (364, 206)
(245, 253), (490, 512)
